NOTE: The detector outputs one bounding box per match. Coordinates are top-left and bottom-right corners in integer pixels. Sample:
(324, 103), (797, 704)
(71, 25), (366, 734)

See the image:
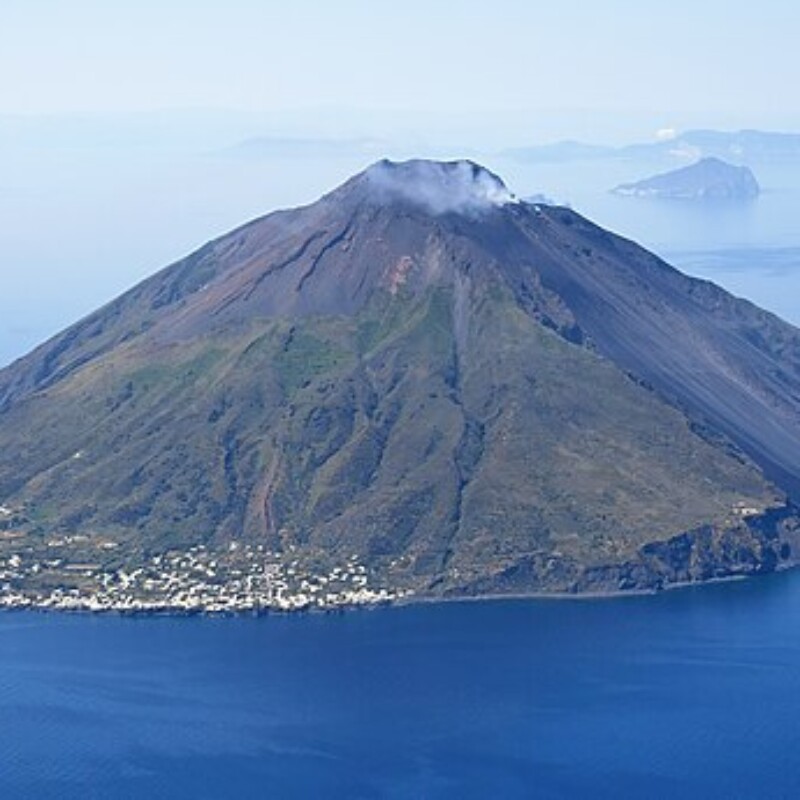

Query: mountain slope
(1, 160), (799, 602)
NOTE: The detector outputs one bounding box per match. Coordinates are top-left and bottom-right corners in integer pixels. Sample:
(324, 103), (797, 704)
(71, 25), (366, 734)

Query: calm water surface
(2, 572), (800, 798)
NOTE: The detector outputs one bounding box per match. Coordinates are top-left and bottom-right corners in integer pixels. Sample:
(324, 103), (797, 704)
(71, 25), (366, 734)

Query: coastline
(1, 563), (795, 619)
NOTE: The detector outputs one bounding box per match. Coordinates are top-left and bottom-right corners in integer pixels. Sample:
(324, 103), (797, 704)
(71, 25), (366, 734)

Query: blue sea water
(3, 572), (800, 799)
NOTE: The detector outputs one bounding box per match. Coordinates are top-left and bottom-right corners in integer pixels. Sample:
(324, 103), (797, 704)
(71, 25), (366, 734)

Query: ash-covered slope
(1, 159), (799, 599)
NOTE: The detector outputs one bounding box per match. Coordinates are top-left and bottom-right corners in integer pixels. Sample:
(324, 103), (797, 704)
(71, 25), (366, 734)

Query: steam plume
(363, 159), (518, 216)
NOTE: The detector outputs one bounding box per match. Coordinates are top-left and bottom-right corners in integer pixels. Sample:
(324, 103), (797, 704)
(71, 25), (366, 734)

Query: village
(0, 534), (411, 614)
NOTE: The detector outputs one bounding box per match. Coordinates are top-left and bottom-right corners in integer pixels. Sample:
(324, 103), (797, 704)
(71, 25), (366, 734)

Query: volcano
(1, 159), (799, 600)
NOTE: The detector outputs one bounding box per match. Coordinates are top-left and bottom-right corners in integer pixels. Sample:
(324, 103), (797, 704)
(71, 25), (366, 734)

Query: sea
(3, 572), (800, 798)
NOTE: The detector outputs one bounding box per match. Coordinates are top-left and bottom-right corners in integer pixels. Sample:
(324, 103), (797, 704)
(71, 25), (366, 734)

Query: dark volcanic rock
(0, 159), (798, 599)
(452, 505), (800, 597)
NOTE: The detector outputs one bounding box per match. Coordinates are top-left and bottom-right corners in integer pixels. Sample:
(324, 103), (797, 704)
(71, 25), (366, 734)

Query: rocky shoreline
(447, 504), (800, 598)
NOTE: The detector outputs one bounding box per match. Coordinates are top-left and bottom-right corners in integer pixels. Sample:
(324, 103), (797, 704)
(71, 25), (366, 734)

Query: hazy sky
(1, 0), (798, 126)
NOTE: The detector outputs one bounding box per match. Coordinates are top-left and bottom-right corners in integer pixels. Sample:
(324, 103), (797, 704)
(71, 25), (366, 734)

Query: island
(0, 159), (799, 613)
(612, 157), (760, 200)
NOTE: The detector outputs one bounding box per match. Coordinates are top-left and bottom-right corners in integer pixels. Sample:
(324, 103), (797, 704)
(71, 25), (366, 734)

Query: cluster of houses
(0, 540), (411, 614)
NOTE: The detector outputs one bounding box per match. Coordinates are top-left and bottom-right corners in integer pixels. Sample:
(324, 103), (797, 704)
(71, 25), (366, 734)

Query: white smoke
(363, 159), (518, 216)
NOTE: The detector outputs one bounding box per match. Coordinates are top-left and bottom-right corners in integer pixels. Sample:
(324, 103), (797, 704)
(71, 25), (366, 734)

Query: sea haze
(2, 572), (800, 799)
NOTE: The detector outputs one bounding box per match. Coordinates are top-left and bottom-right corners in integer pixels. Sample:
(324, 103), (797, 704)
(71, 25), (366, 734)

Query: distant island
(611, 157), (760, 201)
(505, 129), (800, 164)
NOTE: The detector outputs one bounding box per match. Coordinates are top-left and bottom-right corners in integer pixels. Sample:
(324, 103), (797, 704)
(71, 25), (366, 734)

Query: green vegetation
(274, 328), (352, 395)
(0, 278), (786, 598)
